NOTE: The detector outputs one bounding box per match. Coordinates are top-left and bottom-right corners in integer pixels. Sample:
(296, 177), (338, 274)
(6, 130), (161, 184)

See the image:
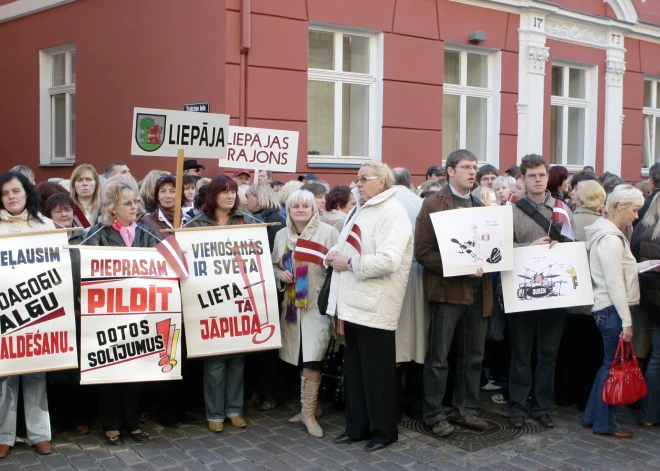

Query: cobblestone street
(3, 391), (660, 471)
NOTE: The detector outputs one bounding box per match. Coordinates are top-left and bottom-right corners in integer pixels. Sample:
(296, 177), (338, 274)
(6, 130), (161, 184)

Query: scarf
(281, 211), (321, 323)
(0, 208), (30, 233)
(111, 218), (137, 247)
(158, 204), (176, 226)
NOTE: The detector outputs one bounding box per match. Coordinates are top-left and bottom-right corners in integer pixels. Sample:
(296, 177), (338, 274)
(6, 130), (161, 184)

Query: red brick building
(1, 0), (660, 185)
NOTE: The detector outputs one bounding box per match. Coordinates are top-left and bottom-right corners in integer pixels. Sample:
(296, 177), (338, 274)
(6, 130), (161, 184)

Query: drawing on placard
(449, 223), (503, 265)
(514, 255), (579, 302)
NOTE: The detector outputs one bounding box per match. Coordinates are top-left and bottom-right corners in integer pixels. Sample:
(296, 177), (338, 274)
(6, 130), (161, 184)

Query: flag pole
(173, 149), (184, 229)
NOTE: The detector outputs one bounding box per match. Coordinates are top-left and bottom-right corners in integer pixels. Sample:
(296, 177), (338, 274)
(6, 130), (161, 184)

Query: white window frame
(643, 76), (660, 174)
(442, 45), (501, 167)
(307, 24), (383, 168)
(39, 43), (76, 166)
(549, 62), (598, 172)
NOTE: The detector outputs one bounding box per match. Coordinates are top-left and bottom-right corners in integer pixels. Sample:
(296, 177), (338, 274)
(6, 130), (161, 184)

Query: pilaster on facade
(603, 40), (627, 175)
(525, 46), (549, 74)
(605, 58), (626, 87)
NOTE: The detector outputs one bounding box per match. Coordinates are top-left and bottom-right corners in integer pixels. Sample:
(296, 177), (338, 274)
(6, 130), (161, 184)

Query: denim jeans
(423, 287), (487, 426)
(204, 355), (245, 422)
(0, 373), (51, 446)
(508, 309), (566, 419)
(583, 305), (623, 434)
(641, 323), (660, 424)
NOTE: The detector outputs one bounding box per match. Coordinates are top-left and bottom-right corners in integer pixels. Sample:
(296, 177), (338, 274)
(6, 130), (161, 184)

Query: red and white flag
(551, 199), (575, 240)
(508, 193), (519, 204)
(73, 205), (91, 229)
(155, 234), (189, 279)
(294, 239), (329, 266)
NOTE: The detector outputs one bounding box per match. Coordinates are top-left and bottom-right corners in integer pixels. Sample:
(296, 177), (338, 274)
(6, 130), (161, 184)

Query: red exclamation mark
(156, 319), (171, 366)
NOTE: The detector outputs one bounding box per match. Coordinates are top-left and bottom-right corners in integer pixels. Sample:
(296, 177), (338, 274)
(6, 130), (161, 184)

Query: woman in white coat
(272, 190), (339, 438)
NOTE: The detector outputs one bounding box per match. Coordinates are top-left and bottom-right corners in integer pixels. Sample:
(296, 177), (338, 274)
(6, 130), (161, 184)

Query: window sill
(38, 161), (75, 168)
(307, 156), (371, 169)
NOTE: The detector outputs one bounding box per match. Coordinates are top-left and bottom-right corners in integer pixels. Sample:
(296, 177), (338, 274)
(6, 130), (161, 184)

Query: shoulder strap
(515, 198), (564, 242)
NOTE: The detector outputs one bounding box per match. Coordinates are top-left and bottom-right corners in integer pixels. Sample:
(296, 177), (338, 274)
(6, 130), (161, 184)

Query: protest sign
(429, 205), (514, 277)
(0, 231), (77, 376)
(223, 126), (299, 173)
(79, 247), (183, 384)
(501, 242), (594, 313)
(175, 225), (282, 358)
(131, 107), (230, 159)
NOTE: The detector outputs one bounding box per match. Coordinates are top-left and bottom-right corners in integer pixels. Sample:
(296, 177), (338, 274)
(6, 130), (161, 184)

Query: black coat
(83, 222), (159, 248)
(252, 207), (285, 253)
(634, 224), (660, 324)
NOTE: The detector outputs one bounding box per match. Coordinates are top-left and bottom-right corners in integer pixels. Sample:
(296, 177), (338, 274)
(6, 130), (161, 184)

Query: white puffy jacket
(325, 187), (413, 331)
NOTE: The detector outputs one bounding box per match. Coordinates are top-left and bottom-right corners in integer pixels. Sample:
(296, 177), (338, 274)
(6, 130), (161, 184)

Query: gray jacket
(512, 192), (575, 246)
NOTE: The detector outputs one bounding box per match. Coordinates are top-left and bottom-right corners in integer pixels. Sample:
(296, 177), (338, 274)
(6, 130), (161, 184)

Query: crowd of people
(1, 152), (660, 458)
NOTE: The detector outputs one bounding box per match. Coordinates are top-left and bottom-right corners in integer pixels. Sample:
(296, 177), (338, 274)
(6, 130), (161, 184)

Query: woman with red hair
(547, 166), (569, 203)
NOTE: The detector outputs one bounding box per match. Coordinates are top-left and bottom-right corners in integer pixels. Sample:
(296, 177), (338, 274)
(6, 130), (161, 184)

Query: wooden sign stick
(173, 149), (184, 229)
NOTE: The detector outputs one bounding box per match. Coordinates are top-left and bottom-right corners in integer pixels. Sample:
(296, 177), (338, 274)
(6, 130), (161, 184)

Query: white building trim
(0, 0), (74, 24)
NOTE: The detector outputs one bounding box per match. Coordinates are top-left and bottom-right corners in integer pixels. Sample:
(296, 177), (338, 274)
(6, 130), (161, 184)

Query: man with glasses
(507, 154), (574, 429)
(414, 149), (493, 437)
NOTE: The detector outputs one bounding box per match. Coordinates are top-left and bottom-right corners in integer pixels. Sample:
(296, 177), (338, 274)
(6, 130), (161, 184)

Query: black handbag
(317, 266), (333, 316)
(319, 337), (345, 409)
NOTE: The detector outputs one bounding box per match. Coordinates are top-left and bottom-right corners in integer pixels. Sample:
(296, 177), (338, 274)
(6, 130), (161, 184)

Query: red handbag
(601, 338), (648, 406)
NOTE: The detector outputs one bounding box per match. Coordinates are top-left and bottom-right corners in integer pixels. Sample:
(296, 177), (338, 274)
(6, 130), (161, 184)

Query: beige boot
(288, 403), (321, 423)
(300, 377), (323, 438)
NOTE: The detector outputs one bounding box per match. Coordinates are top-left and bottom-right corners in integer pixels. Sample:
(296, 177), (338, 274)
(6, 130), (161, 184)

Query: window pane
(567, 107), (585, 165)
(309, 31), (334, 70)
(568, 68), (586, 99)
(442, 94), (460, 159)
(644, 80), (653, 108)
(466, 53), (488, 88)
(343, 35), (369, 74)
(53, 54), (65, 86)
(444, 51), (460, 85)
(551, 66), (563, 96)
(550, 105), (563, 164)
(53, 94), (66, 158)
(466, 96), (487, 160)
(70, 93), (76, 156)
(342, 84), (369, 156)
(70, 52), (76, 84)
(308, 81), (334, 155)
(643, 115), (652, 168)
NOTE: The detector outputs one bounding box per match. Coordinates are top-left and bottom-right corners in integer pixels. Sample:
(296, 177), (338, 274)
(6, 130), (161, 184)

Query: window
(442, 48), (499, 164)
(643, 78), (660, 170)
(550, 64), (594, 168)
(307, 27), (381, 166)
(40, 44), (76, 164)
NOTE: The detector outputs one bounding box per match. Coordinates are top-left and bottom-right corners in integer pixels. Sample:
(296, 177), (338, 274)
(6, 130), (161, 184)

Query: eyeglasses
(455, 165), (479, 172)
(354, 176), (380, 185)
(117, 199), (141, 208)
(51, 208), (74, 215)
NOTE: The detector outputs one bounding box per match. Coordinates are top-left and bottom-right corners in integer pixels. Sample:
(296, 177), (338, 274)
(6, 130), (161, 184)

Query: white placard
(0, 232), (78, 376)
(131, 107), (230, 159)
(79, 248), (183, 384)
(502, 242), (594, 313)
(175, 226), (282, 358)
(429, 205), (514, 277)
(222, 126), (299, 173)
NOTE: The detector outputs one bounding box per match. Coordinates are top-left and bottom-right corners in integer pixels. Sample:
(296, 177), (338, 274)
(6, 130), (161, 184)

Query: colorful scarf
(111, 218), (137, 247)
(282, 245), (308, 323)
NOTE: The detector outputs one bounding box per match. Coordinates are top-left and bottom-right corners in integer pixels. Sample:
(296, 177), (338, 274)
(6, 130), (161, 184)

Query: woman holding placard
(83, 180), (158, 445)
(142, 174), (187, 239)
(0, 172), (56, 459)
(186, 175), (259, 433)
(583, 185), (660, 438)
(272, 189), (339, 437)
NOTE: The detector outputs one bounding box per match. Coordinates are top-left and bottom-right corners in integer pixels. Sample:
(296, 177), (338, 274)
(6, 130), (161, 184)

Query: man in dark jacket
(415, 149), (493, 437)
(635, 162), (660, 227)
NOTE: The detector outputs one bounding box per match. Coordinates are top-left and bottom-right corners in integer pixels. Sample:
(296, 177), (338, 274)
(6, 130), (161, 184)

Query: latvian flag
(155, 234), (190, 279)
(73, 205), (91, 229)
(551, 199), (575, 240)
(294, 239), (329, 266)
(508, 193), (519, 204)
(346, 224), (362, 253)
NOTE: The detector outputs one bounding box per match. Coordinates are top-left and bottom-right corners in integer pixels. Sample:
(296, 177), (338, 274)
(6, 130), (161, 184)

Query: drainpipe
(239, 0), (250, 127)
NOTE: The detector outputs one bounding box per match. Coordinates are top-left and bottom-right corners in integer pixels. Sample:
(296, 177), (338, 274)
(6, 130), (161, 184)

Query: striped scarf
(282, 244), (308, 323)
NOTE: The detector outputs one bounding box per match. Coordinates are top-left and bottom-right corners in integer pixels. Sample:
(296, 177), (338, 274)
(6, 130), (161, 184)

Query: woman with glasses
(142, 174), (185, 239)
(70, 164), (101, 227)
(325, 162), (413, 452)
(0, 172), (56, 459)
(83, 180), (158, 445)
(186, 176), (259, 432)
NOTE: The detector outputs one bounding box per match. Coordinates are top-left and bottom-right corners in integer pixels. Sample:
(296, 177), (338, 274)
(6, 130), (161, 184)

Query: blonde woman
(572, 181), (606, 241)
(471, 186), (497, 206)
(278, 180), (303, 219)
(245, 183), (285, 251)
(139, 170), (169, 213)
(70, 164), (101, 226)
(493, 175), (516, 205)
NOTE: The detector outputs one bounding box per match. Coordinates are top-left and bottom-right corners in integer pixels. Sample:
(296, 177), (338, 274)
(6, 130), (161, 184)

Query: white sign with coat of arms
(131, 107), (230, 159)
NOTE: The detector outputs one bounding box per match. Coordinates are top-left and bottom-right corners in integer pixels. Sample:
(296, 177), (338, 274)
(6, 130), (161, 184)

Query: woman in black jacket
(83, 180), (158, 445)
(635, 193), (660, 428)
(245, 183), (285, 251)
